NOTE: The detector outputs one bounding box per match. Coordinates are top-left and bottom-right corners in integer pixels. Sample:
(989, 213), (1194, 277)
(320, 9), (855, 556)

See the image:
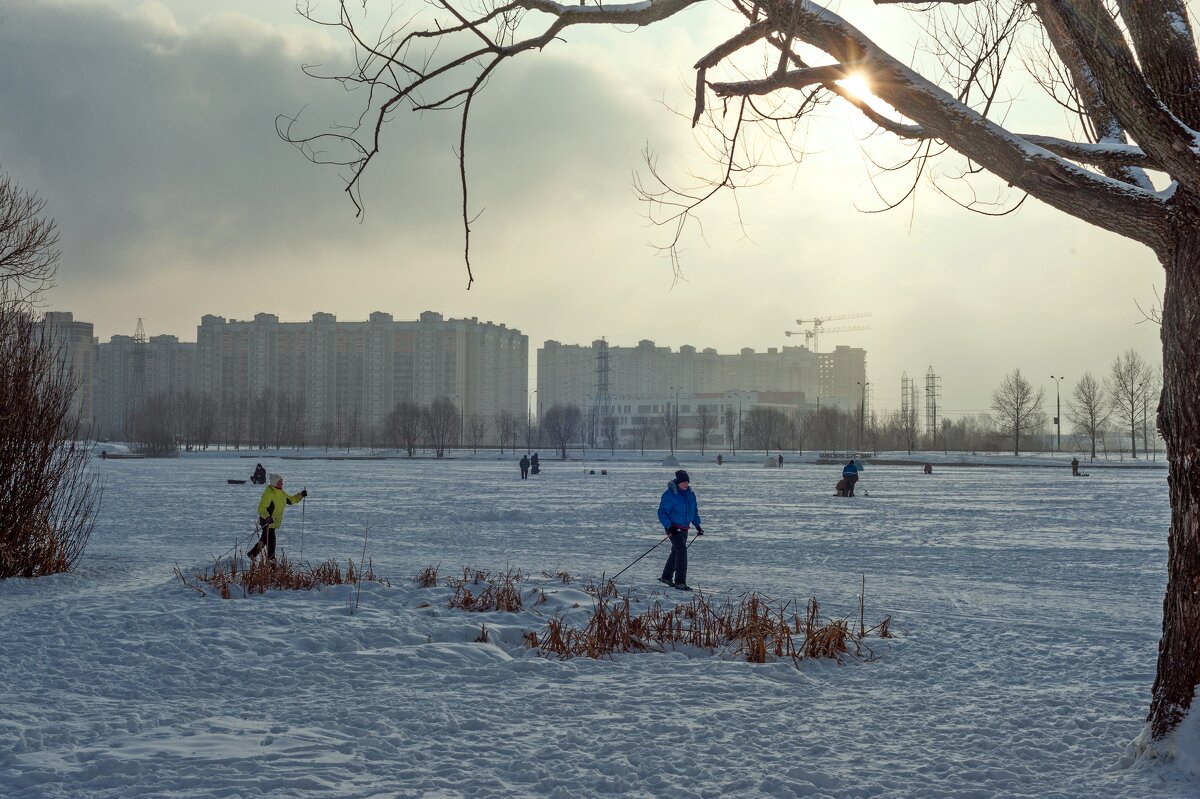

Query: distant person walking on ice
(842, 459), (859, 497)
(717, 454), (723, 466)
(530, 453), (540, 475)
(1071, 457), (1080, 477)
(657, 470), (703, 591)
(519, 454), (530, 479)
(249, 473), (307, 562)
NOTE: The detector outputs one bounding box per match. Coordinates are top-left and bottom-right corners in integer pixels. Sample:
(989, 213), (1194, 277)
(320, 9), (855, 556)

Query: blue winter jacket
(842, 461), (859, 479)
(658, 481), (701, 531)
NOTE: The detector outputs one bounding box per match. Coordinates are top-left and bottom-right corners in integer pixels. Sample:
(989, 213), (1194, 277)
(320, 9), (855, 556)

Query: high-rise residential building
(194, 310), (527, 440)
(537, 337), (866, 447)
(38, 312), (94, 431)
(92, 332), (195, 440)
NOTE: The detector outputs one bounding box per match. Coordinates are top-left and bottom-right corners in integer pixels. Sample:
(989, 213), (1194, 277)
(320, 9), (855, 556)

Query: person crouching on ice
(249, 473), (307, 563)
(842, 459), (859, 497)
(657, 469), (703, 591)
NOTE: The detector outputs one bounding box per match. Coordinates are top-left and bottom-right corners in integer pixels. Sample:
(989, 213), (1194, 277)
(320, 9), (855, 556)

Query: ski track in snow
(0, 454), (1192, 798)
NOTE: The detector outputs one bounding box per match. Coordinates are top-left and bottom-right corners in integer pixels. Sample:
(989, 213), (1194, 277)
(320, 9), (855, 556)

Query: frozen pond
(1, 453), (1189, 798)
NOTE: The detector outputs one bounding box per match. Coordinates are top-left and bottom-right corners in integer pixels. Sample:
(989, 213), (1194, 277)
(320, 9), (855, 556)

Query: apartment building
(195, 310), (527, 438)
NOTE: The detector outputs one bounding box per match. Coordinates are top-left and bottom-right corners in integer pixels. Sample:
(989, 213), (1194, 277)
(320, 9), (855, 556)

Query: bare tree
(990, 370), (1046, 456)
(289, 0), (1200, 740)
(1, 176), (100, 578)
(694, 404), (718, 455)
(466, 414), (489, 454)
(793, 409), (814, 455)
(129, 392), (179, 458)
(660, 405), (679, 455)
(521, 412), (538, 454)
(495, 410), (519, 454)
(386, 401), (424, 457)
(601, 414), (619, 454)
(0, 175), (59, 302)
(541, 404), (583, 459)
(633, 415), (655, 456)
(1108, 349), (1153, 459)
(742, 407), (787, 454)
(1066, 372), (1110, 460)
(893, 405), (922, 455)
(423, 397), (459, 458)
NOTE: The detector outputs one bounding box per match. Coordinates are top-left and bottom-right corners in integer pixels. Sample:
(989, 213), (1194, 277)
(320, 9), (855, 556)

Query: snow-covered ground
(1, 453), (1193, 798)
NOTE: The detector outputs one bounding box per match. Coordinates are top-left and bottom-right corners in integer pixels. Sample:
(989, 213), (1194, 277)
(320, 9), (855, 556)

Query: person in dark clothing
(251, 463), (267, 485)
(657, 469), (702, 591)
(519, 454), (530, 479)
(530, 453), (540, 475)
(1071, 457), (1080, 477)
(777, 453), (784, 467)
(842, 460), (859, 497)
(716, 454), (723, 466)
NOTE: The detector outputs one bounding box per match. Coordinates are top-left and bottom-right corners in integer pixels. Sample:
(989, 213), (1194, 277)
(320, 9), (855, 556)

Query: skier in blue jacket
(657, 469), (703, 591)
(842, 459), (859, 497)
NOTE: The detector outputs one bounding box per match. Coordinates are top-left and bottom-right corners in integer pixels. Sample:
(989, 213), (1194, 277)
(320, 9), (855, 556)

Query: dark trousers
(846, 474), (859, 496)
(520, 467), (529, 479)
(661, 530), (688, 585)
(249, 527), (277, 560)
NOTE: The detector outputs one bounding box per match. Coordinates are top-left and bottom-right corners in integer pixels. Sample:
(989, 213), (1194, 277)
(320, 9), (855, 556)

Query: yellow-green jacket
(257, 485), (305, 529)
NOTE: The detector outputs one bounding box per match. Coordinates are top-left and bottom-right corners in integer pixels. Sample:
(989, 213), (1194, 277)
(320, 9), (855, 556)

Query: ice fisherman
(519, 454), (530, 479)
(530, 452), (540, 475)
(249, 473), (307, 562)
(842, 459), (859, 497)
(251, 463), (267, 485)
(657, 469), (703, 591)
(1071, 457), (1080, 477)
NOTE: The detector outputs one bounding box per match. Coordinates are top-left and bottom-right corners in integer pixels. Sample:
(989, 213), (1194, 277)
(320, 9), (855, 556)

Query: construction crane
(785, 313), (871, 353)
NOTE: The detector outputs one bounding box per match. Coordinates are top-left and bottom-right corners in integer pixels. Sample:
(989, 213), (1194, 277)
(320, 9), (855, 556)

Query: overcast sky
(0, 0), (1164, 416)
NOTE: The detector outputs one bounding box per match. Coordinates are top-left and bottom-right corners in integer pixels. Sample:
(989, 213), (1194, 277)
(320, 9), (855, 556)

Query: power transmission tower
(593, 338), (610, 447)
(925, 366), (942, 449)
(125, 318), (148, 438)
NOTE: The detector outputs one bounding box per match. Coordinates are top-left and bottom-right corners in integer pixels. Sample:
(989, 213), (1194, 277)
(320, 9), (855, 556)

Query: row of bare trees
(990, 352), (1162, 459)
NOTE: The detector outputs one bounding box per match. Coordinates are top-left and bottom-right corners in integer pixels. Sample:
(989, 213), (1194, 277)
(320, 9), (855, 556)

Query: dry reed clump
(415, 564), (440, 588)
(541, 570), (574, 584)
(176, 554), (388, 599)
(529, 591), (891, 666)
(446, 566), (524, 613)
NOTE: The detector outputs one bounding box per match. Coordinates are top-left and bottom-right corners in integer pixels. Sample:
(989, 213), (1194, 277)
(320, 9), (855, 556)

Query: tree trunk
(1149, 225), (1200, 739)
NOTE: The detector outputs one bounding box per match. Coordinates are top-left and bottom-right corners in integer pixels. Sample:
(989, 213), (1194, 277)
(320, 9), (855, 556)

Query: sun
(838, 73), (872, 101)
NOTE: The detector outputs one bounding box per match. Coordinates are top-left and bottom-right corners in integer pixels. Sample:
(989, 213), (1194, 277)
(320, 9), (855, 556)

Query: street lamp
(668, 386), (682, 454)
(526, 389), (537, 454)
(857, 381), (867, 452)
(1050, 375), (1064, 453)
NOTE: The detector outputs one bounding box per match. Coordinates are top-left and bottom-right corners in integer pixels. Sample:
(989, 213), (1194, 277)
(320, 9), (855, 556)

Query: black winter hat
(674, 469), (690, 484)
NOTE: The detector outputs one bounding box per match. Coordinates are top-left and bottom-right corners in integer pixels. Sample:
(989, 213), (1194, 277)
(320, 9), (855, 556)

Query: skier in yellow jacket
(249, 473), (307, 562)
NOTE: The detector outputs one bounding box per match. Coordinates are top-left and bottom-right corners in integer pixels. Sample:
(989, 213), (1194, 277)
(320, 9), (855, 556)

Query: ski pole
(610, 534), (669, 582)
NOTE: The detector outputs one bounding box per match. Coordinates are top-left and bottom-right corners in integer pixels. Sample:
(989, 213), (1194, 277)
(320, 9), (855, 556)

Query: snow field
(0, 454), (1193, 797)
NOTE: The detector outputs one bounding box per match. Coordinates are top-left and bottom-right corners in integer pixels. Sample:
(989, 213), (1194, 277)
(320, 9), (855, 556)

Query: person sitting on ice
(835, 477), (851, 497)
(657, 469), (703, 591)
(251, 463), (267, 485)
(923, 463), (933, 475)
(249, 473), (307, 563)
(842, 459), (859, 497)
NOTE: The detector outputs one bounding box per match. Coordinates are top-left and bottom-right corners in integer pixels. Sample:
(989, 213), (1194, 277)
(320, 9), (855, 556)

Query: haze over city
(0, 0), (1164, 416)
